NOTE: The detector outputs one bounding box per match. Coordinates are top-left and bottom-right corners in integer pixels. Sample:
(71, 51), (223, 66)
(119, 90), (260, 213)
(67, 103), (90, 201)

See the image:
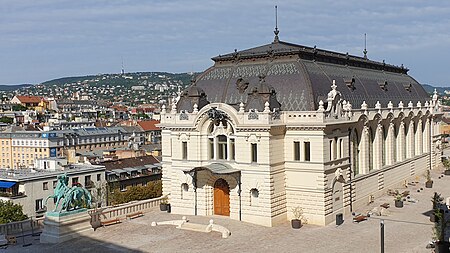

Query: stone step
(178, 222), (210, 233)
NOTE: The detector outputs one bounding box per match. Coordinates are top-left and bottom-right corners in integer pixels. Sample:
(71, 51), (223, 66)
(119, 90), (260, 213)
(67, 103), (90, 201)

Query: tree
(108, 180), (162, 205)
(136, 113), (149, 120)
(0, 200), (27, 224)
(0, 117), (13, 124)
(12, 104), (27, 111)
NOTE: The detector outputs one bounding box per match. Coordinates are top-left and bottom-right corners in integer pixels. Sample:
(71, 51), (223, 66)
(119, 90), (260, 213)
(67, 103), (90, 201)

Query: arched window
(369, 127), (374, 171)
(382, 127), (387, 167)
(207, 120), (235, 161)
(352, 130), (359, 176)
(181, 183), (189, 199)
(217, 135), (227, 159)
(250, 188), (259, 206)
(329, 140), (333, 161)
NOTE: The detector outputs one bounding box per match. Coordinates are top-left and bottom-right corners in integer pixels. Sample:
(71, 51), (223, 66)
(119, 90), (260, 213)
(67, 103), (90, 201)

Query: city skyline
(1, 1), (450, 86)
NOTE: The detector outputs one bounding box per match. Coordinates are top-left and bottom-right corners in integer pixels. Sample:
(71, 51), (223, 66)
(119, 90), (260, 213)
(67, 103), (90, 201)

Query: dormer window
(378, 81), (388, 91)
(344, 77), (356, 91)
(403, 83), (412, 92)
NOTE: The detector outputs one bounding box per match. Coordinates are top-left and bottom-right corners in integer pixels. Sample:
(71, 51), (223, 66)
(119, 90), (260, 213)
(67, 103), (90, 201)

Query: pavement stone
(4, 167), (450, 253)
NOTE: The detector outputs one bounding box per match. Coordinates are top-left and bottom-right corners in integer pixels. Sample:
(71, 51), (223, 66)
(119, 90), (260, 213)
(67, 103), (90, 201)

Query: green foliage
(0, 200), (27, 224)
(0, 117), (13, 124)
(426, 170), (432, 182)
(443, 159), (450, 170)
(12, 104), (27, 111)
(135, 113), (150, 119)
(432, 211), (450, 242)
(431, 192), (450, 242)
(109, 180), (162, 205)
(432, 192), (444, 209)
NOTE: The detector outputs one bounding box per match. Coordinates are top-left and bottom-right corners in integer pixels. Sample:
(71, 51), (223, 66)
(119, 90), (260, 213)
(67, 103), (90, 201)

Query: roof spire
(121, 57), (125, 75)
(273, 5), (279, 43)
(363, 33), (368, 59)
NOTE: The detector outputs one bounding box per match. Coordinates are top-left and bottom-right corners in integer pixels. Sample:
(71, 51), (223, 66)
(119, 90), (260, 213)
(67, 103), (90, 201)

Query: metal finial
(363, 33), (368, 59)
(273, 6), (279, 43)
(121, 57), (125, 75)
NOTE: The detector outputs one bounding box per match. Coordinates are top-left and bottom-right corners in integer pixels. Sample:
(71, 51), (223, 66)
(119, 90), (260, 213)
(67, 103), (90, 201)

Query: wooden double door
(214, 178), (230, 216)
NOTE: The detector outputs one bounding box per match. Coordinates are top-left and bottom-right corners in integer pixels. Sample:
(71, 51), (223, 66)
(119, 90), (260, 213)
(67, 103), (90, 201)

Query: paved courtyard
(4, 167), (450, 253)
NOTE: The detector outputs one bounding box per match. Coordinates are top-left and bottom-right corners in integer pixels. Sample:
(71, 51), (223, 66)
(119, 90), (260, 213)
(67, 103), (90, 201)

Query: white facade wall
(160, 98), (442, 227)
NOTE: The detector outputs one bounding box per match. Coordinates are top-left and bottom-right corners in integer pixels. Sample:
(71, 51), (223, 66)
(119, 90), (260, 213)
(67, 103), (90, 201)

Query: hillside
(421, 84), (447, 94)
(41, 72), (194, 88)
(0, 84), (32, 91)
(12, 72), (197, 105)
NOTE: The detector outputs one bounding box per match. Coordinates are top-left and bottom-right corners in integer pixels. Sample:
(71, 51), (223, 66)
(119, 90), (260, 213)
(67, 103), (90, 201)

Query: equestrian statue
(44, 174), (92, 213)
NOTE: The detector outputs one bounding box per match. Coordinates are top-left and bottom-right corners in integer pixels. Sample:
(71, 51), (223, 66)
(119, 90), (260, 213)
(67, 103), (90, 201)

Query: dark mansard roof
(177, 39), (429, 112)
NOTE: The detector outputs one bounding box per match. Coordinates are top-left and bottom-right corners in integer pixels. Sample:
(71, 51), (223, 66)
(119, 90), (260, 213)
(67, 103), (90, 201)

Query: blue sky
(1, 0), (450, 86)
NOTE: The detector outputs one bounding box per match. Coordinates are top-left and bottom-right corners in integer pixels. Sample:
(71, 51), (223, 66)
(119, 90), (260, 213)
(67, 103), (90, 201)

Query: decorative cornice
(286, 126), (325, 131)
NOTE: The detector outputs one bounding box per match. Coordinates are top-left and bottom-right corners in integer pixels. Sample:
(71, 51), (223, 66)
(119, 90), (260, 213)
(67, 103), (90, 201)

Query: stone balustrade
(161, 97), (441, 127)
(0, 218), (44, 235)
(89, 195), (167, 228)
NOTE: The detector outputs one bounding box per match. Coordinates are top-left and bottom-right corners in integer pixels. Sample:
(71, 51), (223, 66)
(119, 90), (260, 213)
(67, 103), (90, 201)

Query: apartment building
(0, 126), (137, 169)
(0, 161), (106, 218)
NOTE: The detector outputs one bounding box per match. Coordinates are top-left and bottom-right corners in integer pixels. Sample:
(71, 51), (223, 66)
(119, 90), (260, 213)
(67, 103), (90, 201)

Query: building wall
(160, 99), (442, 227)
(0, 169), (106, 218)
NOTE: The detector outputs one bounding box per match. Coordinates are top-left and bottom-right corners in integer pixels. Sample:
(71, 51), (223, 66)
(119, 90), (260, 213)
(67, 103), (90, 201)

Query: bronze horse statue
(44, 173), (92, 212)
(44, 174), (70, 212)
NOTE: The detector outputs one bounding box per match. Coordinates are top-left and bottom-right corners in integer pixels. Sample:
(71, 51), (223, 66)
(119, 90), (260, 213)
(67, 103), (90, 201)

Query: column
(415, 119), (423, 155)
(373, 125), (383, 170)
(360, 126), (370, 174)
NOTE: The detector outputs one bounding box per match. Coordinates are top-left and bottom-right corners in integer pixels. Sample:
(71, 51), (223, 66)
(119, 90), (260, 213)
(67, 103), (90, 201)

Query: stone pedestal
(40, 209), (93, 244)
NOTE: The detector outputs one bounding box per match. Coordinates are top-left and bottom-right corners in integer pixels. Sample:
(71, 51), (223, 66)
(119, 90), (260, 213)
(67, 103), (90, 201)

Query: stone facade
(160, 87), (442, 226)
(159, 38), (442, 227)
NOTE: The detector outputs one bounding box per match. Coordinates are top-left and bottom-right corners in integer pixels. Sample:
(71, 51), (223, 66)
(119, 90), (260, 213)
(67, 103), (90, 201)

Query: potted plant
(291, 206), (307, 229)
(425, 170), (433, 188)
(160, 197), (168, 211)
(432, 211), (450, 253)
(444, 159), (450, 175)
(431, 192), (444, 223)
(394, 192), (404, 208)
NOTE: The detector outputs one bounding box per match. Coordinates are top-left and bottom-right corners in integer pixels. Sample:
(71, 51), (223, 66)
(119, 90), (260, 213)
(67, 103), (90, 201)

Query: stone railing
(89, 195), (167, 229)
(0, 218), (44, 235)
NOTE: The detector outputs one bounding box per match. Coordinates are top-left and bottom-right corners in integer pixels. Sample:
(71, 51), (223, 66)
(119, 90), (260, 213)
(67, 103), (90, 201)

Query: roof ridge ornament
(363, 33), (368, 59)
(273, 5), (280, 43)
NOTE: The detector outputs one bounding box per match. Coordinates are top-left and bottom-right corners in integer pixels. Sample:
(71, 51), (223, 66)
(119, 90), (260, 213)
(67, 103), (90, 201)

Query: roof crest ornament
(363, 33), (368, 59)
(273, 5), (280, 43)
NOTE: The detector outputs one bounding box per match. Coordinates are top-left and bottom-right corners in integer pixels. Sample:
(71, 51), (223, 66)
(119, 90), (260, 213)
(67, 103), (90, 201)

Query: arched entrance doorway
(214, 178), (230, 216)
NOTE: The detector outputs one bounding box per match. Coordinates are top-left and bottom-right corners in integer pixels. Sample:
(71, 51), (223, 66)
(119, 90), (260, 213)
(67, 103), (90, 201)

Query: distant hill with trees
(421, 84), (448, 95)
(41, 72), (196, 89)
(0, 84), (32, 91)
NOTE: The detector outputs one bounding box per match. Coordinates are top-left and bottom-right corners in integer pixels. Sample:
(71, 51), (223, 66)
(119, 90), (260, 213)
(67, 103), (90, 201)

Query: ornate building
(159, 33), (442, 226)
